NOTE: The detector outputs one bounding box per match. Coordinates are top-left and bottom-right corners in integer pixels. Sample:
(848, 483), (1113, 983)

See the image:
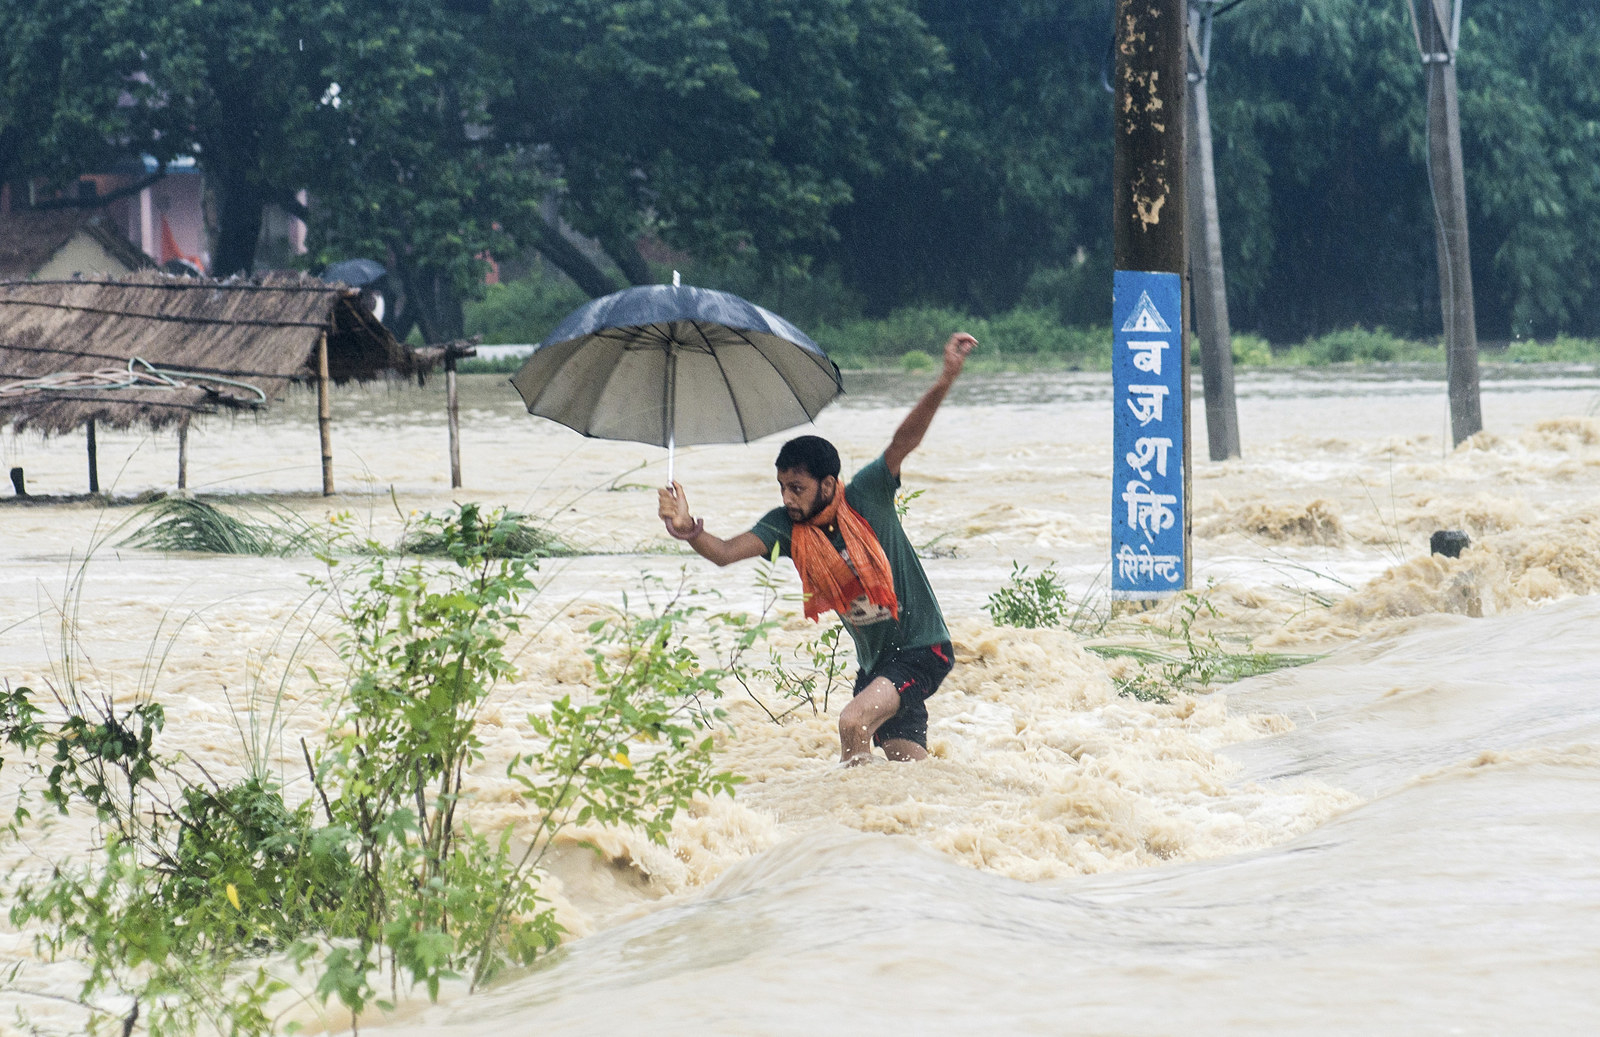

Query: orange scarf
(790, 490), (898, 622)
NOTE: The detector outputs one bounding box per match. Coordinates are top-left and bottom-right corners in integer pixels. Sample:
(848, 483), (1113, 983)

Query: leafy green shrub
(1503, 335), (1600, 363)
(463, 271), (590, 345)
(166, 776), (352, 948)
(3, 505), (743, 1033)
(1279, 326), (1435, 365)
(397, 506), (570, 558)
(817, 304), (981, 359)
(899, 349), (937, 372)
(985, 562), (1073, 629)
(1230, 332), (1273, 366)
(986, 308), (1112, 361)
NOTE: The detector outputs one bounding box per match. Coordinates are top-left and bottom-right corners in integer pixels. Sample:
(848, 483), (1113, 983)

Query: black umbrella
(320, 258), (387, 288)
(510, 282), (842, 482)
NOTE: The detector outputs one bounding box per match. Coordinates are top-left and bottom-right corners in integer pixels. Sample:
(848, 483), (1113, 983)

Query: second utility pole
(1410, 0), (1482, 446)
(1186, 0), (1241, 460)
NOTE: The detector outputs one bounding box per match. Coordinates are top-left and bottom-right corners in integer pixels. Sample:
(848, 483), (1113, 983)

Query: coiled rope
(0, 357), (267, 404)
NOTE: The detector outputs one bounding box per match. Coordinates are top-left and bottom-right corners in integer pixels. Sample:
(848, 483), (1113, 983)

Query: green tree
(1210, 0), (1600, 340)
(823, 0), (1116, 316)
(1, 0), (357, 277)
(1457, 1), (1600, 338)
(298, 5), (551, 341)
(488, 0), (947, 290)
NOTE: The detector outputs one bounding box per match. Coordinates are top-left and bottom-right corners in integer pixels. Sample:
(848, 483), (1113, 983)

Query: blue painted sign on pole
(1112, 270), (1185, 598)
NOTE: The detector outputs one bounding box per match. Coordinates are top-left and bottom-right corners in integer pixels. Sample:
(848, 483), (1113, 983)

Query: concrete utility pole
(1112, 0), (1191, 599)
(1185, 0), (1241, 461)
(1409, 0), (1482, 446)
(1114, 0), (1187, 277)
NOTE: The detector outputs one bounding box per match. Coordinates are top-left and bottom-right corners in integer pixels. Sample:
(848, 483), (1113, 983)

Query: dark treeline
(3, 0), (1595, 343)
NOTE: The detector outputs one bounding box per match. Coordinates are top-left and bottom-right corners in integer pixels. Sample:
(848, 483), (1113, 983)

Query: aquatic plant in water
(985, 564), (1319, 702)
(985, 562), (1075, 629)
(1091, 589), (1322, 703)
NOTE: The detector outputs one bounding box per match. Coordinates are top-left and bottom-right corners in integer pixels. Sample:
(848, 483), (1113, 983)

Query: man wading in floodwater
(658, 332), (977, 766)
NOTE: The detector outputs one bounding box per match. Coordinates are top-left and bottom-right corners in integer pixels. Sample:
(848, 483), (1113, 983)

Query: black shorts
(852, 641), (953, 748)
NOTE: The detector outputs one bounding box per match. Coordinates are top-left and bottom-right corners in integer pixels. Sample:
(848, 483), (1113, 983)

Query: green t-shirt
(750, 454), (949, 673)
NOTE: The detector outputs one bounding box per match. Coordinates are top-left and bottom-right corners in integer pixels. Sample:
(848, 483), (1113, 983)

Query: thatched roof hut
(0, 270), (414, 435)
(0, 209), (156, 282)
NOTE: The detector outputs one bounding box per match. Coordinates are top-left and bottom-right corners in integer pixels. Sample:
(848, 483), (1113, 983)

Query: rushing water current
(4, 365), (1600, 1034)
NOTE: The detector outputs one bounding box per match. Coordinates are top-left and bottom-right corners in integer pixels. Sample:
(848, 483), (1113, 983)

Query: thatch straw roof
(0, 209), (156, 281)
(0, 270), (414, 434)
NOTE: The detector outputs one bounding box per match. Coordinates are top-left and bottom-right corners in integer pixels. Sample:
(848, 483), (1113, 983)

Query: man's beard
(788, 484), (835, 523)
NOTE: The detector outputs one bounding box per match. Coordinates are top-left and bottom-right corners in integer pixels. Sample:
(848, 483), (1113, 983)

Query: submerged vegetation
(984, 562), (1077, 630)
(984, 566), (1320, 703)
(119, 497), (322, 557)
(3, 505), (739, 1034)
(120, 497), (573, 559)
(396, 506), (572, 558)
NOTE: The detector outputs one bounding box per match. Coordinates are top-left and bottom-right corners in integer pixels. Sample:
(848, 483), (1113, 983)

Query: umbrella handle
(665, 346), (677, 487)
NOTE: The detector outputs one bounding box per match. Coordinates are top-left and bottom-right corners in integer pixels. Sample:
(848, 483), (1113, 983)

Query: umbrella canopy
(321, 258), (387, 288)
(510, 284), (842, 453)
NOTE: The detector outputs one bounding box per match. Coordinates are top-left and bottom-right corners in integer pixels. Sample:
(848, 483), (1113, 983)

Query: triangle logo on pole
(1121, 291), (1172, 333)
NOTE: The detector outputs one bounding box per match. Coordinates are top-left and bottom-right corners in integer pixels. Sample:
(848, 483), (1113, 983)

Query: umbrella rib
(640, 321), (677, 446)
(524, 327), (649, 413)
(522, 344), (576, 414)
(693, 320), (750, 441)
(726, 325), (833, 421)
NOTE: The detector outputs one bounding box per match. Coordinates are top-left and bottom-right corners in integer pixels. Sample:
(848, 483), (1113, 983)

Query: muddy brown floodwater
(4, 365), (1600, 1034)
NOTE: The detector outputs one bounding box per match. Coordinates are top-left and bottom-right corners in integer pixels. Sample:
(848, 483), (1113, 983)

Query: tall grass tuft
(121, 498), (321, 556)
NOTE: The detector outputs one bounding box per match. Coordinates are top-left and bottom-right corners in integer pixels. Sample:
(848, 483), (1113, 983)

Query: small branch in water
(302, 736), (334, 824)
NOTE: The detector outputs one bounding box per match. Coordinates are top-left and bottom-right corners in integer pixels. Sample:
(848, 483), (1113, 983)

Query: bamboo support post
(317, 330), (334, 495)
(86, 419), (99, 494)
(177, 417), (189, 491)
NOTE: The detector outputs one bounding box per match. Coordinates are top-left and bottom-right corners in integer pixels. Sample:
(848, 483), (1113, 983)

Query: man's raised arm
(884, 332), (977, 477)
(657, 481), (769, 566)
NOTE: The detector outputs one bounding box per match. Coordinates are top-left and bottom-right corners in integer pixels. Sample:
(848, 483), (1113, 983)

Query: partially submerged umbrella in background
(510, 282), (842, 483)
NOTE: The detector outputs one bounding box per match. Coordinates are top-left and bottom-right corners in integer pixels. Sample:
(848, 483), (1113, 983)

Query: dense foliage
(3, 1), (1596, 340)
